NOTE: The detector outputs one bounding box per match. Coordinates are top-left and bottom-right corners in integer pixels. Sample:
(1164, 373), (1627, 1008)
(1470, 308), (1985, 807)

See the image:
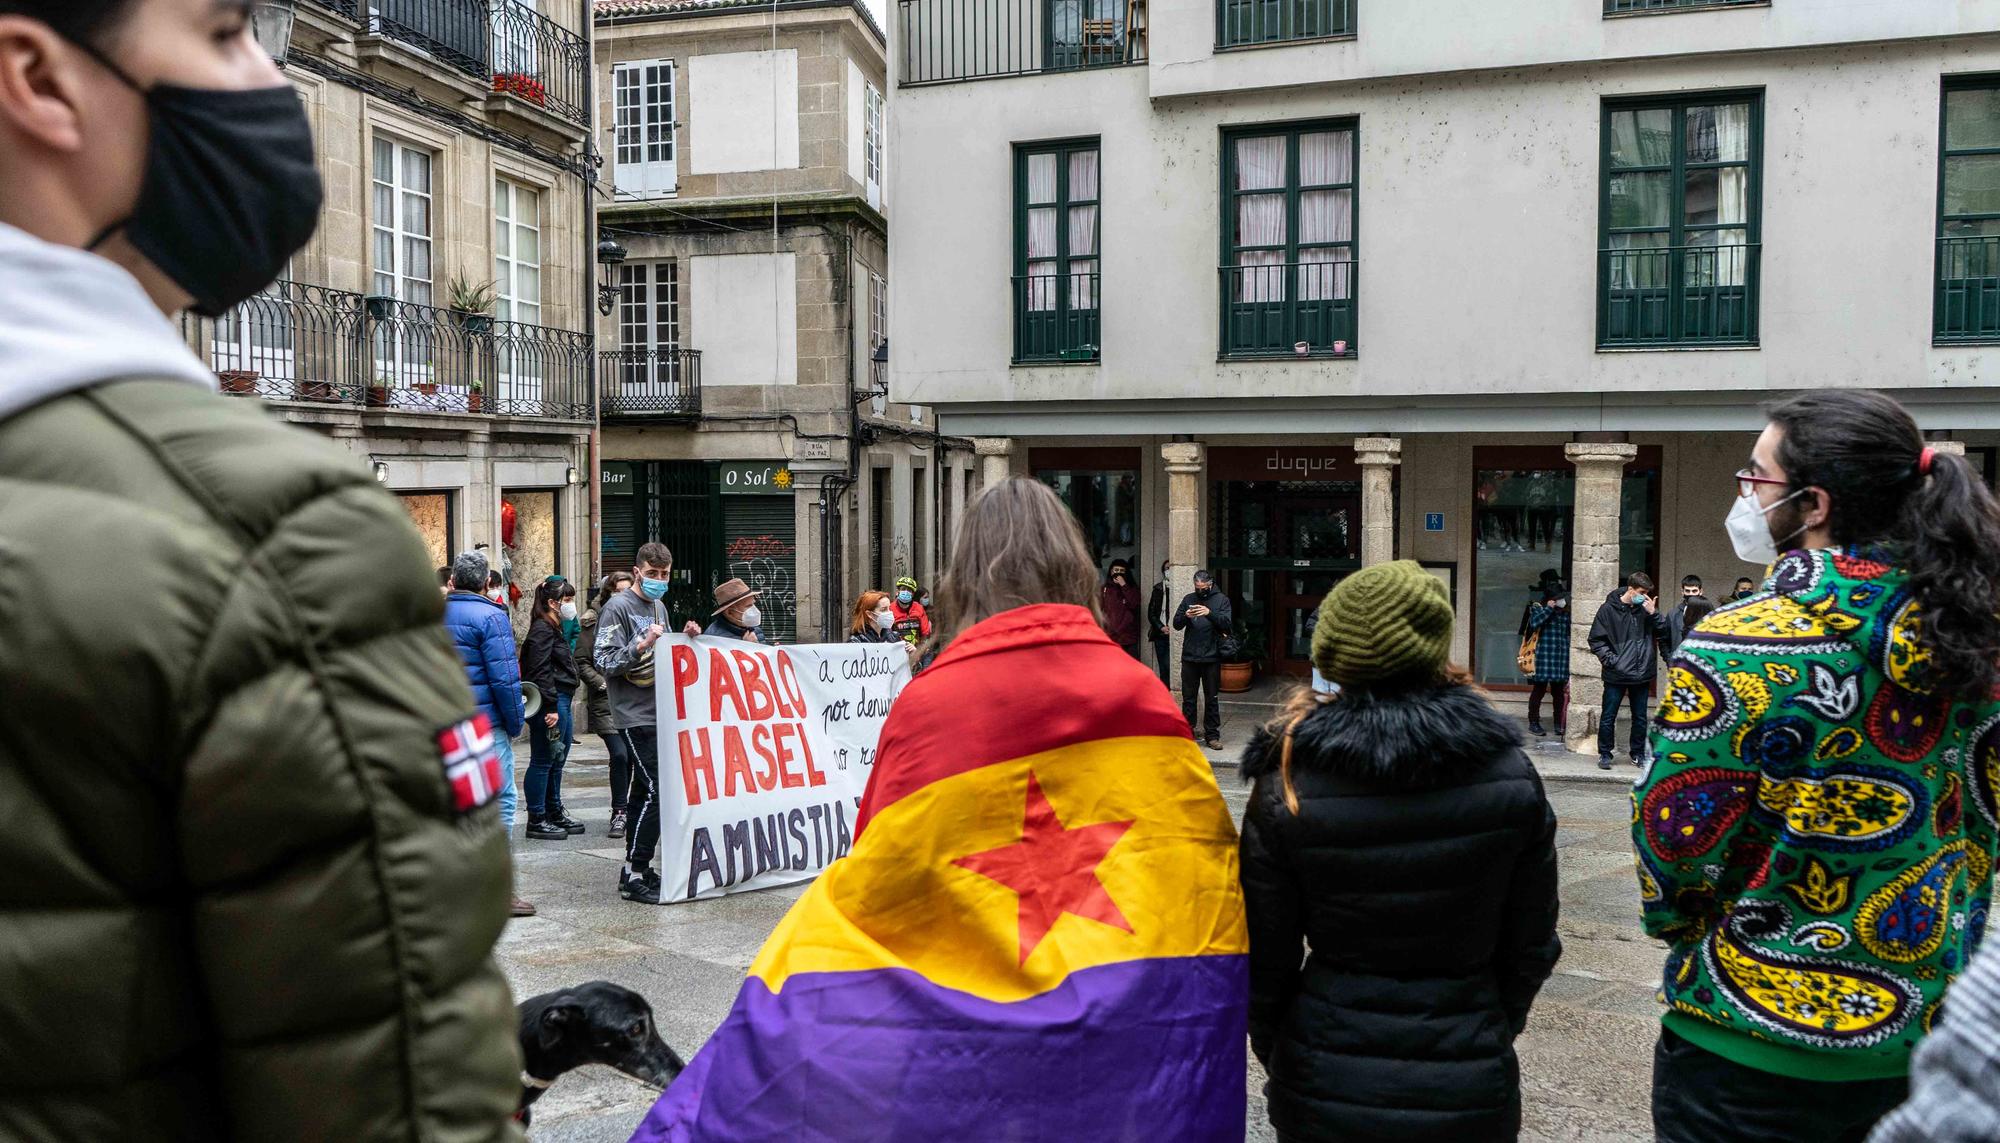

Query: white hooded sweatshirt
(0, 220), (215, 423)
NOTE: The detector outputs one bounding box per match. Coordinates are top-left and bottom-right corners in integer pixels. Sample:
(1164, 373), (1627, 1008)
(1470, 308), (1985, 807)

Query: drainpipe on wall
(583, 0), (602, 579)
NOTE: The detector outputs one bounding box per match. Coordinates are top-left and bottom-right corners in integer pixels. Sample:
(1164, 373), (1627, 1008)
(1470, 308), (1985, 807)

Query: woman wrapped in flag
(633, 478), (1250, 1142)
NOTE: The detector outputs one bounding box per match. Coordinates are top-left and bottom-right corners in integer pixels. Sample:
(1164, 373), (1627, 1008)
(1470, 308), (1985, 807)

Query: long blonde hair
(1267, 665), (1478, 815)
(928, 477), (1103, 650)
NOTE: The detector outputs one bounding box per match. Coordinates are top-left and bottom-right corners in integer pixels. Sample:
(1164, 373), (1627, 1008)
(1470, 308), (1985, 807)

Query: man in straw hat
(704, 577), (766, 643)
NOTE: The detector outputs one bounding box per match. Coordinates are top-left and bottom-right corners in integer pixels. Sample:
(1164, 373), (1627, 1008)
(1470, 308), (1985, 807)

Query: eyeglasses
(1735, 468), (1791, 498)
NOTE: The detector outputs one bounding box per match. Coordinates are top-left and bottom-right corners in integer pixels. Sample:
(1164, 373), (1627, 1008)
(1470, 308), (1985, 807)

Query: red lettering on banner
(679, 728), (717, 806)
(732, 650), (778, 720)
(771, 723), (805, 789)
(751, 723), (780, 790)
(795, 727), (826, 787)
(721, 725), (756, 796)
(775, 652), (805, 718)
(708, 648), (747, 720)
(671, 644), (699, 720)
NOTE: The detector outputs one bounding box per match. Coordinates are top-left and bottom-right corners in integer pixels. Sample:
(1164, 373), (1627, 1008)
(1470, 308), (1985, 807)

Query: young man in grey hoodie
(0, 0), (516, 1134)
(594, 540), (702, 903)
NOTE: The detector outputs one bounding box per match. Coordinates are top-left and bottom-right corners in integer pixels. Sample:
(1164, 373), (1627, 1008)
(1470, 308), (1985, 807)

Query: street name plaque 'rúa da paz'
(654, 636), (910, 902)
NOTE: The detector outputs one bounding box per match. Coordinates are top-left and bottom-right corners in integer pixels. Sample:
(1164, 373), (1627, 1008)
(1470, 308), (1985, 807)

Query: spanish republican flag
(632, 603), (1249, 1142)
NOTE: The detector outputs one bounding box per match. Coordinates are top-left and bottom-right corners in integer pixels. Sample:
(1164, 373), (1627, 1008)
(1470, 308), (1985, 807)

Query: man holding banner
(595, 542), (703, 905)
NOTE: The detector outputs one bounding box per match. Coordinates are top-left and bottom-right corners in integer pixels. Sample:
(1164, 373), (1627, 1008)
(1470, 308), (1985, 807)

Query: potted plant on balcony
(366, 375), (392, 408)
(493, 72), (546, 107)
(466, 380), (485, 414)
(448, 273), (497, 336)
(364, 294), (396, 322)
(216, 369), (259, 395)
(299, 378), (335, 403)
(1219, 623), (1263, 694)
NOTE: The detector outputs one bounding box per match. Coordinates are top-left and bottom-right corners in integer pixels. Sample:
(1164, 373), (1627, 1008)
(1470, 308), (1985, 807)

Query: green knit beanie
(1313, 560), (1453, 686)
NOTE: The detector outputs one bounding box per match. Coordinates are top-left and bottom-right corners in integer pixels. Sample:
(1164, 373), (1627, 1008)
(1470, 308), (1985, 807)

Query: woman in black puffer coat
(1240, 560), (1561, 1142)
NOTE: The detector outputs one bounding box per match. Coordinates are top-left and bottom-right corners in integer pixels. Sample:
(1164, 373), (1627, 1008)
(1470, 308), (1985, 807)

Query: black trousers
(1653, 1029), (1906, 1143)
(1152, 639), (1171, 685)
(1529, 681), (1569, 729)
(620, 725), (661, 870)
(1182, 660), (1221, 737)
(601, 730), (633, 812)
(1599, 682), (1650, 758)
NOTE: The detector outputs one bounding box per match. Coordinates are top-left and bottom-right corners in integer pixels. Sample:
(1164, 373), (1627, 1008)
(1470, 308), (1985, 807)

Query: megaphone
(520, 682), (543, 721)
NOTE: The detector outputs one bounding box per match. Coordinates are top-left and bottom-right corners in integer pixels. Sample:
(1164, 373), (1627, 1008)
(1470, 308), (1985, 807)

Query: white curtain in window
(1234, 138), (1286, 304)
(1298, 131), (1352, 186)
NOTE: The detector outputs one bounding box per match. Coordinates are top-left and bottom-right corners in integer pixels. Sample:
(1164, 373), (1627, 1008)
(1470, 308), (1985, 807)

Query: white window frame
(214, 269), (297, 391)
(864, 80), (884, 208)
(614, 59), (676, 198)
(494, 177), (543, 401)
(616, 260), (682, 392)
(371, 135), (436, 391)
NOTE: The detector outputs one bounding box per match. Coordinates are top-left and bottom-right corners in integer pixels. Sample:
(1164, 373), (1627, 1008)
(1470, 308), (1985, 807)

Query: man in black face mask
(0, 1), (517, 1137)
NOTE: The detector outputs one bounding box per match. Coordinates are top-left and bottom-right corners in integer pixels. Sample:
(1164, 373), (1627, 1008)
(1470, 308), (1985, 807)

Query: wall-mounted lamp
(596, 235), (628, 317)
(565, 466), (580, 486)
(251, 0), (297, 66)
(372, 461), (390, 484)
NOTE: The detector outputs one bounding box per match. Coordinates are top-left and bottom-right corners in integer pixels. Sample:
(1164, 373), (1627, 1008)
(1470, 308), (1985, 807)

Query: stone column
(1162, 442), (1206, 691)
(1354, 437), (1402, 567)
(1564, 441), (1637, 756)
(973, 437), (1014, 489)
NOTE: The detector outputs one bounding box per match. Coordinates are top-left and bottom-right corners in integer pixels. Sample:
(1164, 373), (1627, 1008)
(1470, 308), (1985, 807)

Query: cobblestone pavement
(500, 736), (1659, 1141)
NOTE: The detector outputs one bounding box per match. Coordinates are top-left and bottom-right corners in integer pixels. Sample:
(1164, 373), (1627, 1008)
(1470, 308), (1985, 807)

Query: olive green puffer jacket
(0, 380), (520, 1140)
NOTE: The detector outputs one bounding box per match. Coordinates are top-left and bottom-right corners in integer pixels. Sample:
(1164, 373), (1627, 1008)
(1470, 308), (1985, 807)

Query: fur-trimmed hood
(1241, 683), (1524, 790)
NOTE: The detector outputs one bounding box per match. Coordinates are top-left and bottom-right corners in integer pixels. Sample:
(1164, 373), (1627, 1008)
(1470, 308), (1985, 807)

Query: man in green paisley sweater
(1636, 390), (2000, 1143)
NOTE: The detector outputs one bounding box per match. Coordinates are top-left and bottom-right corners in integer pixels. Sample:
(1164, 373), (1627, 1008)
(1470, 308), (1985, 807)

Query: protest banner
(654, 635), (911, 903)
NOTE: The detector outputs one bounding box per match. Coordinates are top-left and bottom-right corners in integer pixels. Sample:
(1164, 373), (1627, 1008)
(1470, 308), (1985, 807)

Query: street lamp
(596, 236), (628, 317)
(250, 0), (297, 66)
(372, 460), (390, 484)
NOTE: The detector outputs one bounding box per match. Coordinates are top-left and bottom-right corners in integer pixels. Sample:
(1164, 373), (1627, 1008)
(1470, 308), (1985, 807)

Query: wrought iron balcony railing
(1936, 236), (2000, 342)
(490, 0), (591, 128)
(185, 280), (367, 405)
(1012, 272), (1100, 363)
(897, 0), (1144, 86)
(1217, 0), (1353, 49)
(304, 0), (361, 18)
(370, 0), (492, 79)
(1605, 0), (1761, 12)
(1218, 261), (1357, 357)
(1597, 243), (1760, 347)
(600, 347), (703, 418)
(186, 280), (594, 421)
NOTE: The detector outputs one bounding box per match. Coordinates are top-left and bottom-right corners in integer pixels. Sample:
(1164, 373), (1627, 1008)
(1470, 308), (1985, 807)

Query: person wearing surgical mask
(705, 577), (766, 643)
(0, 1), (519, 1134)
(848, 589), (911, 656)
(1639, 390), (2000, 1143)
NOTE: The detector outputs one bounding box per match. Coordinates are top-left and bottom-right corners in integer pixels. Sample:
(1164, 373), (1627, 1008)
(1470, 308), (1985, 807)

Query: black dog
(517, 981), (686, 1129)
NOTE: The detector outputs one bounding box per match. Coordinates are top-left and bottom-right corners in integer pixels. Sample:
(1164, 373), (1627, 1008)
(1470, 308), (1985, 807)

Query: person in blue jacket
(442, 548), (531, 915)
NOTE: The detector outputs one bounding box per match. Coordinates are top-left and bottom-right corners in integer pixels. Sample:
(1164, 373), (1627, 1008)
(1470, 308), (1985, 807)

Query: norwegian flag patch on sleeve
(437, 713), (504, 814)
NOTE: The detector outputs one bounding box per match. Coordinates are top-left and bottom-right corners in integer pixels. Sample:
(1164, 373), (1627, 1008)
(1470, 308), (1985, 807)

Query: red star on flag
(952, 770), (1135, 964)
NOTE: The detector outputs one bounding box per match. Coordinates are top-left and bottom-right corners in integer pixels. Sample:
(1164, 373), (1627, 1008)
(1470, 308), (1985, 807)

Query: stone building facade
(594, 0), (973, 643)
(183, 0), (600, 636)
(890, 0), (2000, 750)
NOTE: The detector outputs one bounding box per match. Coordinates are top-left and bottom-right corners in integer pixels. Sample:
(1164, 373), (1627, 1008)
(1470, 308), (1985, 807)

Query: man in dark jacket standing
(444, 550), (532, 914)
(1587, 571), (1660, 769)
(1174, 569), (1234, 748)
(0, 1), (519, 1132)
(1147, 560), (1173, 684)
(1657, 574), (1714, 661)
(1100, 559), (1141, 658)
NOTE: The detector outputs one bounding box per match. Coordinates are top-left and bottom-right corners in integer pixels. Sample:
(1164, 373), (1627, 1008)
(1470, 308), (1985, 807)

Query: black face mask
(84, 50), (322, 317)
(1196, 585), (1213, 597)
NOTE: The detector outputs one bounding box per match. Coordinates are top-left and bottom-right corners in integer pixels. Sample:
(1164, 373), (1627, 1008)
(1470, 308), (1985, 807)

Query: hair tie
(1919, 447), (1937, 477)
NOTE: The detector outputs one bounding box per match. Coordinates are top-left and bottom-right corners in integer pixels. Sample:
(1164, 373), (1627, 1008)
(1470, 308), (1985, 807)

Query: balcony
(184, 281), (594, 422)
(304, 0), (361, 17)
(490, 0), (592, 129)
(1218, 261), (1357, 358)
(1012, 272), (1100, 363)
(1217, 0), (1353, 50)
(897, 0), (1144, 86)
(1598, 243), (1759, 348)
(600, 347), (703, 419)
(370, 0), (493, 80)
(1936, 236), (2000, 343)
(1605, 0), (1762, 13)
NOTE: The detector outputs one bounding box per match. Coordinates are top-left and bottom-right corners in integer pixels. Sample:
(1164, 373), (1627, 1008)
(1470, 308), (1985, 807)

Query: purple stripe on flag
(630, 955), (1248, 1143)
